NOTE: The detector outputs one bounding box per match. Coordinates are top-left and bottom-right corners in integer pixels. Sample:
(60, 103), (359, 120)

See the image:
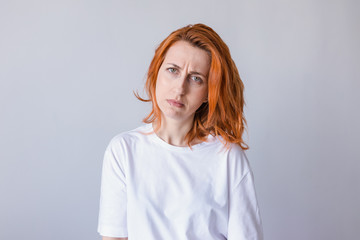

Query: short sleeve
(227, 170), (264, 240)
(97, 137), (128, 237)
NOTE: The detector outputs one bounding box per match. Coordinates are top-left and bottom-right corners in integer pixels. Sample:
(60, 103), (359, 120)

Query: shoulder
(228, 142), (248, 162)
(217, 139), (252, 185)
(106, 124), (152, 152)
(209, 135), (251, 173)
(214, 136), (248, 162)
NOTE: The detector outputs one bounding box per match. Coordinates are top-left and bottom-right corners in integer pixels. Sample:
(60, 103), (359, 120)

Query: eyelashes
(166, 68), (204, 84)
(167, 67), (177, 74)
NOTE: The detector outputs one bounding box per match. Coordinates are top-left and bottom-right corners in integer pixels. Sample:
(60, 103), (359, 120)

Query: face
(155, 41), (210, 123)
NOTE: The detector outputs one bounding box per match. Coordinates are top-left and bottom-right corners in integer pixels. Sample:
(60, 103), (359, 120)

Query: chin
(162, 112), (185, 121)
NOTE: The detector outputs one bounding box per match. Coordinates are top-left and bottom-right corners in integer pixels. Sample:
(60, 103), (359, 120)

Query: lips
(167, 99), (184, 108)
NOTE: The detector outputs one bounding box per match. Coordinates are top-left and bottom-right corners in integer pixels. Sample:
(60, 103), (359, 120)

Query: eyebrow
(166, 63), (207, 78)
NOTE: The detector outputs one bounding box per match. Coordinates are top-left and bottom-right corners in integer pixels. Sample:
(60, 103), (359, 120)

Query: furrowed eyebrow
(166, 63), (207, 78)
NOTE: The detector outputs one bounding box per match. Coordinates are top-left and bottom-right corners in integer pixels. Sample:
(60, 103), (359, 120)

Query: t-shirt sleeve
(97, 137), (128, 237)
(227, 150), (264, 240)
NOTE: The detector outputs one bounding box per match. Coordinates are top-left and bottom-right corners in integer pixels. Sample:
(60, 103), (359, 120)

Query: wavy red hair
(135, 23), (248, 150)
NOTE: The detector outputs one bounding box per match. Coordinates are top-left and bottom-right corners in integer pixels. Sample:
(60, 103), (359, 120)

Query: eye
(167, 67), (177, 74)
(191, 75), (203, 84)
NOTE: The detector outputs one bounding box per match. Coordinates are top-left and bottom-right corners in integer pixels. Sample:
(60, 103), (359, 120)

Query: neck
(153, 116), (194, 147)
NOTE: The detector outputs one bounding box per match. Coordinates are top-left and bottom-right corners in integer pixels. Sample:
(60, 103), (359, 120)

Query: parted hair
(135, 23), (249, 150)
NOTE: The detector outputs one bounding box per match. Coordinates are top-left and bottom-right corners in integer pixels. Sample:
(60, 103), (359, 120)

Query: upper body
(98, 124), (263, 239)
(98, 23), (263, 239)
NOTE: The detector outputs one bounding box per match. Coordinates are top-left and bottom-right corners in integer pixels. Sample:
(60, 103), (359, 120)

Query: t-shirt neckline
(144, 123), (216, 152)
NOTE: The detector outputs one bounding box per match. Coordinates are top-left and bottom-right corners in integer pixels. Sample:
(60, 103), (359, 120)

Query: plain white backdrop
(0, 0), (359, 239)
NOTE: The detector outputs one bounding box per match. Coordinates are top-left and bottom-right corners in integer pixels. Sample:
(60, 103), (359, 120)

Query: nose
(173, 74), (187, 95)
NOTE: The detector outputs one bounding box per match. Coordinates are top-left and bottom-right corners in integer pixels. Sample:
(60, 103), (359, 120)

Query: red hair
(135, 23), (249, 150)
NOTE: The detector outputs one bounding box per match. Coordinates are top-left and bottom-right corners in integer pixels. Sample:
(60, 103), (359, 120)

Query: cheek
(155, 83), (161, 102)
(156, 75), (171, 95)
(197, 87), (208, 100)
(155, 78), (166, 101)
(190, 88), (208, 106)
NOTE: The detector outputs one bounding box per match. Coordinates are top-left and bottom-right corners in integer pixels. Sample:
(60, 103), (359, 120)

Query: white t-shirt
(98, 124), (263, 240)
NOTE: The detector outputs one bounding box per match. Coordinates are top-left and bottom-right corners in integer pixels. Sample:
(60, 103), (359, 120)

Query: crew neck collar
(143, 123), (216, 152)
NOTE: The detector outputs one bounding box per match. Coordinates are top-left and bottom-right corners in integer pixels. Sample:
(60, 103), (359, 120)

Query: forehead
(163, 41), (210, 71)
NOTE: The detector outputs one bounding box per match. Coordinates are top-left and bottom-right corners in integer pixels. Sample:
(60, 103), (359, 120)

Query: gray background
(0, 0), (359, 239)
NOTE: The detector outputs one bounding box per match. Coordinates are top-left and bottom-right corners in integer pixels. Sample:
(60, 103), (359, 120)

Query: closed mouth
(167, 99), (184, 107)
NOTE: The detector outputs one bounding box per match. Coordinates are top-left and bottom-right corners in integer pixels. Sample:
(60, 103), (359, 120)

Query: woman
(98, 23), (263, 240)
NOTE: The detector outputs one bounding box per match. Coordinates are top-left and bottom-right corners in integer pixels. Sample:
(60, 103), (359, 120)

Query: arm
(228, 171), (263, 239)
(102, 237), (127, 240)
(98, 140), (128, 238)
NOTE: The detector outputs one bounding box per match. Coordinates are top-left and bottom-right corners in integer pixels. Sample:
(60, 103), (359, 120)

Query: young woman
(98, 23), (263, 240)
